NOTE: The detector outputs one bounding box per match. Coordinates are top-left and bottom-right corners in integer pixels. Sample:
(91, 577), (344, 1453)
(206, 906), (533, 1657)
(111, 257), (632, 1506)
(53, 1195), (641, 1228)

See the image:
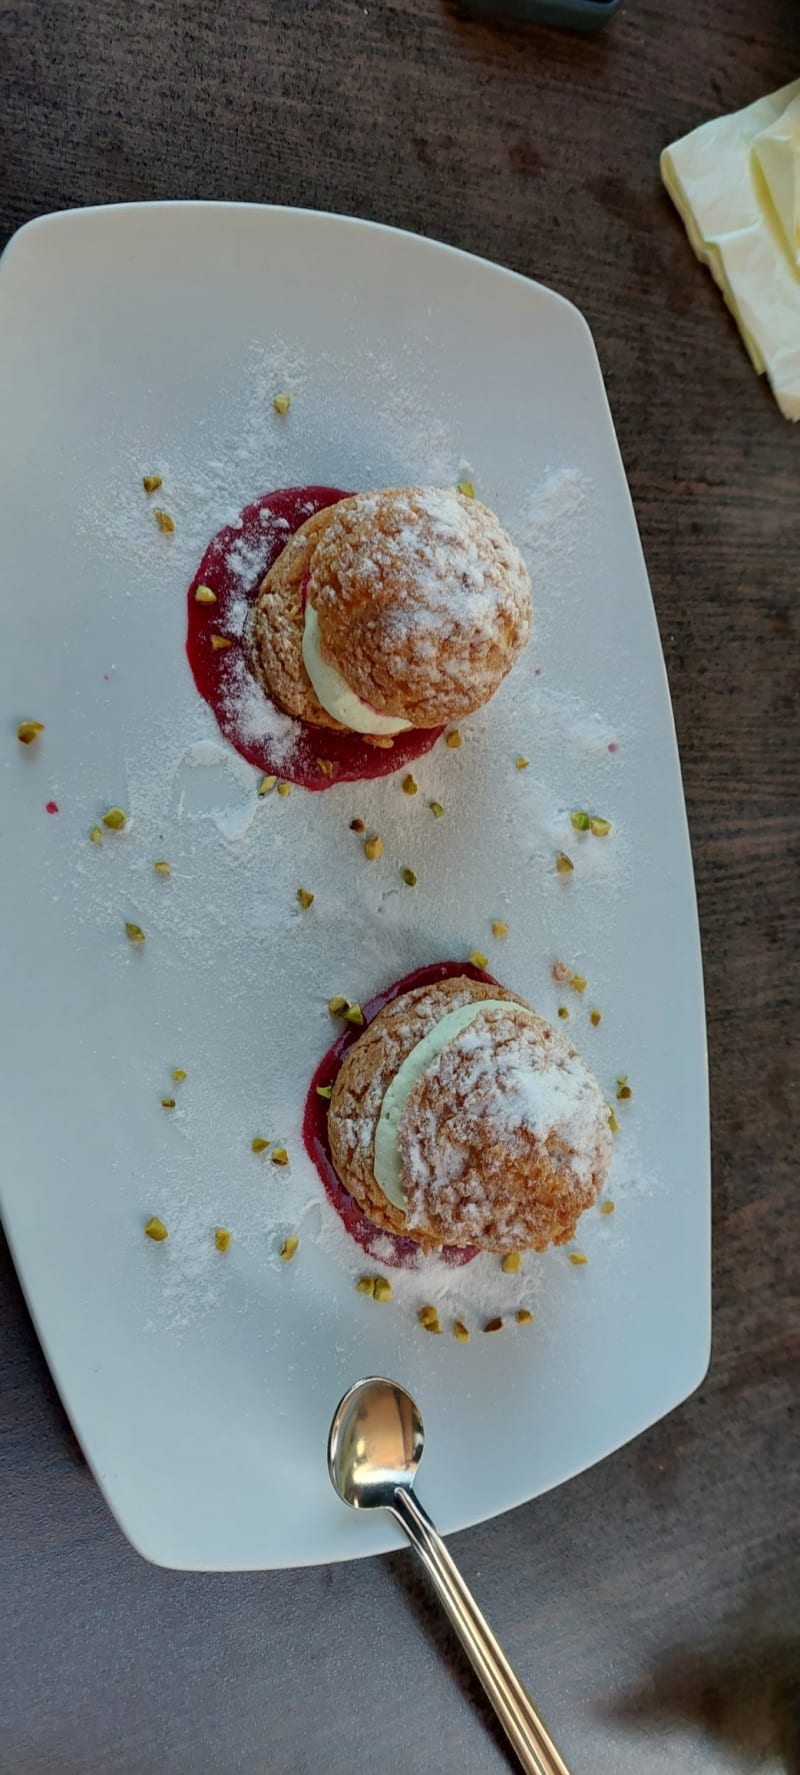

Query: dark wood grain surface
(1, 2), (799, 1771)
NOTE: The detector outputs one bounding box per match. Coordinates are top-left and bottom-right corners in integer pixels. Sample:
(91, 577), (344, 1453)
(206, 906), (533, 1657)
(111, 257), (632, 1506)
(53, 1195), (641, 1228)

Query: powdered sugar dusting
(303, 1185), (546, 1326)
(220, 651), (299, 761)
(523, 468), (587, 557)
(319, 487), (529, 643)
(452, 1014), (608, 1187)
(401, 1008), (611, 1248)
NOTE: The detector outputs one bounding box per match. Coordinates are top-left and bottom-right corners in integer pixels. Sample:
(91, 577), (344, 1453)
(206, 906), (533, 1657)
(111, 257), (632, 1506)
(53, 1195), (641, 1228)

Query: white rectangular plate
(0, 204), (709, 1570)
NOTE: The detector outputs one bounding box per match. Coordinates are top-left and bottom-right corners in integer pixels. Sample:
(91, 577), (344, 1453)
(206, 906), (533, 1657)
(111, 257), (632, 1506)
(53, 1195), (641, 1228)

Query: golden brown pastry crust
(329, 977), (524, 1249)
(309, 488), (532, 727)
(401, 1009), (611, 1252)
(248, 487), (533, 732)
(328, 975), (612, 1254)
(246, 506), (345, 728)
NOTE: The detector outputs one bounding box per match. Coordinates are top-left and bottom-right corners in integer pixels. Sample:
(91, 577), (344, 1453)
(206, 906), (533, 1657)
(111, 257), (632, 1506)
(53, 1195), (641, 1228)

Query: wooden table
(1, 3), (798, 1770)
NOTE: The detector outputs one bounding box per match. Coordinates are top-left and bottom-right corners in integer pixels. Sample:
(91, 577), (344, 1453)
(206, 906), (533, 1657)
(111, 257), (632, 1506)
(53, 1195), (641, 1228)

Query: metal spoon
(328, 1377), (572, 1775)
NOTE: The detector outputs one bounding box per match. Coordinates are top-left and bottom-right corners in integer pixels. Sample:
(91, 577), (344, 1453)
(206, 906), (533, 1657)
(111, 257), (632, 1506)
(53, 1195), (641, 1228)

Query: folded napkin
(661, 79), (800, 421)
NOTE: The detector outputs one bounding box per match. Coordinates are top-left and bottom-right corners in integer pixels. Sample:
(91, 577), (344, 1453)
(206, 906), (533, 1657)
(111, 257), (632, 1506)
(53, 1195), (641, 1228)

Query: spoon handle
(391, 1486), (572, 1775)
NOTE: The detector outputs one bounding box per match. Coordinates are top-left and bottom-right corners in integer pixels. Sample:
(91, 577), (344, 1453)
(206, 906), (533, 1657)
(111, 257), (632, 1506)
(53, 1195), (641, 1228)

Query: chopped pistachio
(600, 1200), (616, 1216)
(142, 474), (162, 494)
(144, 1216), (168, 1242)
(350, 817), (366, 833)
(590, 1009), (602, 1027)
(364, 834), (384, 861)
(492, 920), (509, 939)
(445, 729), (463, 748)
(89, 825), (103, 845)
(501, 1251), (521, 1274)
(570, 974), (587, 993)
(356, 1276), (376, 1296)
(316, 1083), (333, 1100)
(470, 949), (489, 970)
(161, 1097), (176, 1110)
(616, 1076), (632, 1100)
(418, 1304), (440, 1329)
(103, 806), (127, 830)
(279, 1234), (298, 1261)
(316, 757), (338, 778)
(271, 1146), (289, 1166)
(297, 888), (315, 909)
(429, 801), (444, 818)
(552, 960), (571, 982)
(457, 479), (475, 498)
(373, 1276), (392, 1303)
(402, 867), (417, 887)
(210, 634), (232, 651)
(153, 860), (171, 876)
(484, 1317), (503, 1333)
(515, 756), (529, 771)
(453, 1319), (470, 1342)
(608, 1108), (620, 1133)
(558, 1006), (569, 1019)
(153, 509), (174, 534)
(570, 809), (591, 831)
(516, 1309), (533, 1325)
(258, 775), (277, 796)
(193, 583), (217, 604)
(215, 1227), (231, 1252)
(556, 851), (574, 875)
(277, 781), (292, 797)
(171, 1069), (186, 1083)
(590, 816), (612, 837)
(17, 719), (45, 745)
(343, 1003), (365, 1027)
(328, 995), (349, 1016)
(125, 922), (145, 944)
(273, 392), (291, 415)
(402, 774), (418, 796)
(251, 1137), (270, 1153)
(569, 1252), (588, 1266)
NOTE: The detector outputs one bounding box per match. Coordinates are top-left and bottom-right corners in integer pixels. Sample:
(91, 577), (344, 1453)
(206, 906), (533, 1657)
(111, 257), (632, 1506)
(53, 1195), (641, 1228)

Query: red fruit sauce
(186, 485), (444, 791)
(303, 960), (501, 1270)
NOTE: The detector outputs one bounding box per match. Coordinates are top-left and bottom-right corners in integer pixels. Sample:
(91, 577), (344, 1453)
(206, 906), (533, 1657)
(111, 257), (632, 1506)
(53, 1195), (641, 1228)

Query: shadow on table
(0, 1230), (89, 1472)
(384, 1540), (800, 1775)
(387, 1548), (520, 1771)
(389, 1533), (800, 1775)
(605, 1620), (800, 1773)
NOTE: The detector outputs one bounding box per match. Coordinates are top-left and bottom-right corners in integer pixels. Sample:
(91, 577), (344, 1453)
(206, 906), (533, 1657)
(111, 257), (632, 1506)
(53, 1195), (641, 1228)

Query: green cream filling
(373, 999), (534, 1211)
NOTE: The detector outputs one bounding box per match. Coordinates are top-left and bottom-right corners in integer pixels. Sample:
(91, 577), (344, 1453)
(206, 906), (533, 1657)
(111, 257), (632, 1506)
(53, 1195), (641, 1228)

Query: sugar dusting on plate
(220, 652), (300, 762)
(66, 335), (646, 1337)
(523, 466), (587, 557)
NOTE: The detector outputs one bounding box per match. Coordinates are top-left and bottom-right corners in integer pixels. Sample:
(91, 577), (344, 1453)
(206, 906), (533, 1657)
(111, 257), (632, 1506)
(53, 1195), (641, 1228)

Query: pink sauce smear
(186, 485), (444, 791)
(303, 960), (502, 1270)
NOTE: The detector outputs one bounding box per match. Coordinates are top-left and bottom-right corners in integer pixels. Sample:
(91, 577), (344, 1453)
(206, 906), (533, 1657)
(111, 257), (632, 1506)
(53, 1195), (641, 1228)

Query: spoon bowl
(328, 1377), (424, 1510)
